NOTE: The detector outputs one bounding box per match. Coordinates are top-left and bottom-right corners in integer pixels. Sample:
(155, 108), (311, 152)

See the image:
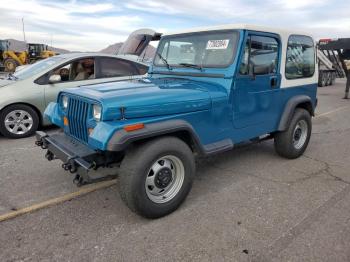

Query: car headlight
(61, 95), (68, 110)
(93, 104), (102, 121)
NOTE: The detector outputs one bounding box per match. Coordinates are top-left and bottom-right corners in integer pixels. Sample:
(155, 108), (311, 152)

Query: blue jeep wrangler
(36, 25), (318, 218)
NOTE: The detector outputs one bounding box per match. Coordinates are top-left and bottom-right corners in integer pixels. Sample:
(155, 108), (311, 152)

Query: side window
(285, 35), (315, 79)
(51, 64), (72, 82)
(48, 58), (95, 82)
(239, 35), (279, 75)
(98, 58), (138, 78)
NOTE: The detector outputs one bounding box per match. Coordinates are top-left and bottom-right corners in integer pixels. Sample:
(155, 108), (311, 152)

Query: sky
(0, 0), (349, 51)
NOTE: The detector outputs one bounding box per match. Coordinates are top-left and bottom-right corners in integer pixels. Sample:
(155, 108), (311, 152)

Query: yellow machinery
(0, 40), (56, 72)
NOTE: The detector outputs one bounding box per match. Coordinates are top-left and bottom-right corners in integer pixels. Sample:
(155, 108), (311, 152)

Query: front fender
(105, 119), (205, 153)
(44, 102), (64, 127)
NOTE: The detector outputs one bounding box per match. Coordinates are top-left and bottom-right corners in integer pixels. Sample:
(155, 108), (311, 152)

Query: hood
(65, 78), (227, 119)
(0, 79), (15, 88)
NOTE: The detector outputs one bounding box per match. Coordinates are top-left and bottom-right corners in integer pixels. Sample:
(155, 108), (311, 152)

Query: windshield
(0, 40), (8, 51)
(13, 56), (65, 79)
(154, 30), (239, 68)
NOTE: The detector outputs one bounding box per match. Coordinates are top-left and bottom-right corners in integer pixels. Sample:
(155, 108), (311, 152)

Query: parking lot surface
(1, 80), (350, 261)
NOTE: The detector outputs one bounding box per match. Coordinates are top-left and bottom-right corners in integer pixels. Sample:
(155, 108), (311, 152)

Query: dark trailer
(319, 38), (350, 99)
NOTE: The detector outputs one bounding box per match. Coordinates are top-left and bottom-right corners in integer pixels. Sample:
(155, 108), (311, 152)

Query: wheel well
(296, 101), (314, 116)
(0, 103), (43, 126)
(131, 130), (201, 154)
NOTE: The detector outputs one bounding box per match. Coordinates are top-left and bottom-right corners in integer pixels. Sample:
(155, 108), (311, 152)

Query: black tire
(319, 72), (326, 87)
(330, 73), (336, 86)
(4, 58), (19, 72)
(326, 72), (331, 86)
(118, 136), (195, 218)
(274, 108), (312, 159)
(0, 104), (39, 138)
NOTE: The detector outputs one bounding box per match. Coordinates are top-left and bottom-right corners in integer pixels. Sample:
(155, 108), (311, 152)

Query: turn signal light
(63, 117), (69, 126)
(88, 128), (94, 135)
(124, 123), (145, 132)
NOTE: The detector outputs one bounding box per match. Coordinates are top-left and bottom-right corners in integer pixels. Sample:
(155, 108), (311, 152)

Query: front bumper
(35, 131), (112, 185)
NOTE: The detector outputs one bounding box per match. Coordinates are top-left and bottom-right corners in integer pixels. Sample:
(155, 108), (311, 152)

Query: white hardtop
(164, 24), (313, 39)
(164, 24), (317, 88)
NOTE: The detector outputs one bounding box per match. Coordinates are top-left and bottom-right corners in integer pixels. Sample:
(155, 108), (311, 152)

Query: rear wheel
(118, 136), (195, 218)
(326, 72), (332, 86)
(330, 72), (336, 86)
(0, 104), (39, 138)
(274, 108), (312, 159)
(319, 72), (326, 87)
(4, 58), (19, 72)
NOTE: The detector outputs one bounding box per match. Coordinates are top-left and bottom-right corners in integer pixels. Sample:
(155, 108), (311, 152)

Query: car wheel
(326, 72), (331, 86)
(330, 73), (335, 86)
(118, 136), (195, 218)
(4, 58), (19, 72)
(319, 72), (325, 87)
(274, 108), (312, 159)
(0, 104), (39, 138)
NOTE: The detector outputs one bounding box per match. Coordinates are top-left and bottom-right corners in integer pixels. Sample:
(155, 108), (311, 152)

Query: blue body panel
(45, 29), (318, 153)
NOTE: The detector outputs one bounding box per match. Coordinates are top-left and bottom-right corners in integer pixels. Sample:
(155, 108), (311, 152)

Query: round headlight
(62, 95), (68, 110)
(93, 104), (101, 121)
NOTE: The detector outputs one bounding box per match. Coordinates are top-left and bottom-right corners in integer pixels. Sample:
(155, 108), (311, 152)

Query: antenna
(22, 17), (26, 43)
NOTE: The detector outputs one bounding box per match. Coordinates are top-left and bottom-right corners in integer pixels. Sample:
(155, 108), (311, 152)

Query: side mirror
(49, 74), (61, 84)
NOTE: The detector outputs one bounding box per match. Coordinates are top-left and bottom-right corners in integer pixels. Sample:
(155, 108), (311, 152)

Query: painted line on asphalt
(0, 179), (117, 223)
(0, 105), (349, 223)
(315, 106), (350, 118)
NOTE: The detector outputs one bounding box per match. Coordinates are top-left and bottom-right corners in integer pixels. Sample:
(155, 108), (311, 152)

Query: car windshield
(13, 56), (65, 79)
(154, 30), (239, 68)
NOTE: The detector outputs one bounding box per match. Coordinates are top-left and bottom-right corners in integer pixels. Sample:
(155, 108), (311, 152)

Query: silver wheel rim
(293, 119), (308, 150)
(145, 155), (185, 204)
(4, 110), (33, 135)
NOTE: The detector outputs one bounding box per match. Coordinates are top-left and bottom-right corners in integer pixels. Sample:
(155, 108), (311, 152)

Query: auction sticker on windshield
(206, 39), (230, 49)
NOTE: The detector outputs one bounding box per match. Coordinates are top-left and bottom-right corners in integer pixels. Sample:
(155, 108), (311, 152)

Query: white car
(0, 53), (150, 138)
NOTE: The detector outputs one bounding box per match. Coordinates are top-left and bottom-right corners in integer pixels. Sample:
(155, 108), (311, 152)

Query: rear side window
(98, 58), (138, 78)
(285, 35), (315, 79)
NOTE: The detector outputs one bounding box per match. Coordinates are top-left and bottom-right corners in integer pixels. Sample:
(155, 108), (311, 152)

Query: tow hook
(45, 151), (55, 161)
(62, 163), (71, 171)
(73, 174), (84, 187)
(35, 139), (48, 149)
(62, 161), (77, 173)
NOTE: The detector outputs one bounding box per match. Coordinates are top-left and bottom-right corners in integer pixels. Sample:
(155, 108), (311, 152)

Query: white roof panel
(164, 24), (312, 38)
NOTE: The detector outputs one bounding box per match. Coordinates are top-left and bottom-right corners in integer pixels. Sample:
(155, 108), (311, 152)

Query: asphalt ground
(0, 79), (350, 261)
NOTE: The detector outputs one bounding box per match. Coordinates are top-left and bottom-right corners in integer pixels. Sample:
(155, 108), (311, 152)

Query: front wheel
(118, 136), (195, 218)
(4, 58), (19, 72)
(274, 108), (312, 159)
(0, 104), (39, 138)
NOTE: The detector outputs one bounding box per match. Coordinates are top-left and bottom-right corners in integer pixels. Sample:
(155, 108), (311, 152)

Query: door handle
(270, 77), (277, 88)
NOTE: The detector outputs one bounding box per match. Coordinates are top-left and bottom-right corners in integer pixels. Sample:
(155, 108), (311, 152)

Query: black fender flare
(107, 119), (206, 154)
(277, 95), (314, 131)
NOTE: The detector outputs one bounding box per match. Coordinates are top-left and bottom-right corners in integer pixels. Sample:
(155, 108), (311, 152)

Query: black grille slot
(67, 98), (89, 143)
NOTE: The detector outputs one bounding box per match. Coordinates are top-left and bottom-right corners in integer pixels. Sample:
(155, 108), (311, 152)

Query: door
(233, 32), (281, 130)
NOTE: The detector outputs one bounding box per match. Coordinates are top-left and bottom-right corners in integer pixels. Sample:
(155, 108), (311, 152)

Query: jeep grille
(67, 97), (89, 143)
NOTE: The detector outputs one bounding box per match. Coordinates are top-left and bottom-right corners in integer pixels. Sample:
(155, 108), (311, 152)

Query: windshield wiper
(178, 63), (203, 71)
(156, 53), (172, 70)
